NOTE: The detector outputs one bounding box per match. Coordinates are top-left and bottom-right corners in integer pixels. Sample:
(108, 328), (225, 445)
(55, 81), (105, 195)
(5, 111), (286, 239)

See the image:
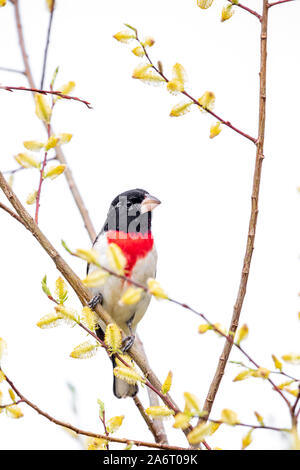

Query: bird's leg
(122, 314), (135, 352)
(88, 292), (103, 310)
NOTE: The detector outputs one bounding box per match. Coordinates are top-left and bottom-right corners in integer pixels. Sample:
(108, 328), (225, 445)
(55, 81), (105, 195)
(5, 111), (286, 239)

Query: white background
(0, 0), (299, 450)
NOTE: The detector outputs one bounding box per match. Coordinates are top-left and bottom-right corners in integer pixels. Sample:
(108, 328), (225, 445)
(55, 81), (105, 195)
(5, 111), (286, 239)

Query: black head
(104, 188), (161, 234)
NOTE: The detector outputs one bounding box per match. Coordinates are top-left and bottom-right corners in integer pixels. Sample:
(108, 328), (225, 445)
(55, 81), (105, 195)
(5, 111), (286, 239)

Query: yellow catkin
(70, 341), (98, 359)
(147, 278), (168, 299)
(104, 324), (122, 352)
(161, 371), (173, 395)
(221, 408), (239, 425)
(173, 412), (191, 430)
(170, 101), (193, 117)
(106, 415), (125, 433)
(35, 93), (52, 124)
(107, 243), (127, 275)
(145, 406), (175, 419)
(187, 422), (211, 444)
(113, 367), (145, 385)
(120, 287), (143, 305)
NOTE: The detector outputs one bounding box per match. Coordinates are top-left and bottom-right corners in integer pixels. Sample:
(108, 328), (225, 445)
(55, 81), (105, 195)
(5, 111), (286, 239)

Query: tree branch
(268, 0), (295, 7)
(0, 85), (92, 109)
(135, 33), (257, 144)
(0, 66), (25, 75)
(201, 0), (269, 420)
(0, 368), (187, 451)
(40, 0), (55, 89)
(228, 0), (262, 20)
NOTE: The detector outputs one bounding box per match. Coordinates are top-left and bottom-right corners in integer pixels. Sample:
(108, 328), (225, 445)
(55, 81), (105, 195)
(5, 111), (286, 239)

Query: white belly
(89, 234), (157, 335)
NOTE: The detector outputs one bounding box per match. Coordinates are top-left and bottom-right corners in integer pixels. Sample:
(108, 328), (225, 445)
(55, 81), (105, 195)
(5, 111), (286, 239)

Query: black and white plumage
(87, 189), (160, 398)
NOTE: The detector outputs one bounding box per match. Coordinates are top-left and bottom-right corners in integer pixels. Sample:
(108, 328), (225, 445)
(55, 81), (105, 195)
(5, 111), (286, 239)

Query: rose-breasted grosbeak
(87, 189), (161, 398)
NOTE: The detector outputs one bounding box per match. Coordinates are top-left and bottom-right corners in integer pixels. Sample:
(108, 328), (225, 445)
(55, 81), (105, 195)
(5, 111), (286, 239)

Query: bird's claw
(122, 335), (135, 353)
(88, 293), (103, 310)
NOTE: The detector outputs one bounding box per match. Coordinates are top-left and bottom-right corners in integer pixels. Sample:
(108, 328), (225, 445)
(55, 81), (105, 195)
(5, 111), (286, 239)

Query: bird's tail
(96, 327), (138, 398)
(112, 356), (138, 398)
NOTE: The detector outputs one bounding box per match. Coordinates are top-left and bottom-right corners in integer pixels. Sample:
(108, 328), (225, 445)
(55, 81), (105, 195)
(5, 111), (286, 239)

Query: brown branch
(268, 0), (295, 6)
(201, 0), (269, 420)
(14, 0), (96, 242)
(0, 85), (92, 109)
(228, 0), (262, 20)
(0, 201), (24, 225)
(209, 418), (289, 433)
(40, 0), (55, 89)
(134, 336), (169, 445)
(132, 395), (162, 442)
(0, 66), (25, 75)
(0, 368), (187, 451)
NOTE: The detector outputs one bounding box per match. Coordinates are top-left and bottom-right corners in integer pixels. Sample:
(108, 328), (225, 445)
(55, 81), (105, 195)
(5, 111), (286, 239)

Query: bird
(87, 188), (161, 398)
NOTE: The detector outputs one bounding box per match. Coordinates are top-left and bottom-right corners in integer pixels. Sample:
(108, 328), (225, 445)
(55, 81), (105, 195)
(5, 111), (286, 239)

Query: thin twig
(133, 395), (164, 442)
(0, 66), (25, 75)
(0, 368), (187, 451)
(34, 123), (51, 224)
(268, 0), (295, 7)
(135, 33), (257, 144)
(40, 0), (55, 89)
(0, 201), (24, 225)
(0, 85), (92, 109)
(201, 0), (270, 420)
(228, 0), (262, 20)
(209, 418), (289, 433)
(3, 157), (57, 175)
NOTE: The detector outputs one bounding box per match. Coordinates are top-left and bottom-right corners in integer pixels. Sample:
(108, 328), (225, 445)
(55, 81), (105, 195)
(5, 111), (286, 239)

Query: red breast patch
(106, 230), (154, 275)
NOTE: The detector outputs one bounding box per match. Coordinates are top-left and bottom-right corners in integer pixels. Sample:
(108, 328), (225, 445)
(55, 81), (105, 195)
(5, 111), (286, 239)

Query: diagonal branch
(135, 33), (257, 144)
(228, 0), (262, 20)
(201, 0), (269, 420)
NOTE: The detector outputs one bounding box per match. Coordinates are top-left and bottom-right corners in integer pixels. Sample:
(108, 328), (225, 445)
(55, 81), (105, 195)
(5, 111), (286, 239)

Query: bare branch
(228, 0), (262, 20)
(202, 0), (270, 420)
(0, 368), (187, 451)
(268, 0), (295, 7)
(40, 0), (56, 89)
(0, 85), (92, 109)
(0, 66), (25, 75)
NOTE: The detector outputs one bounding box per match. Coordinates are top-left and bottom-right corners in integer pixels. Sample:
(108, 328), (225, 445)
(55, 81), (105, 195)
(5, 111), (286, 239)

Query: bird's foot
(88, 293), (103, 310)
(122, 335), (135, 353)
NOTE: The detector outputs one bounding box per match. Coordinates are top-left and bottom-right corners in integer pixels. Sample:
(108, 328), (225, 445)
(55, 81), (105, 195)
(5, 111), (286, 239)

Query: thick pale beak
(141, 194), (161, 214)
